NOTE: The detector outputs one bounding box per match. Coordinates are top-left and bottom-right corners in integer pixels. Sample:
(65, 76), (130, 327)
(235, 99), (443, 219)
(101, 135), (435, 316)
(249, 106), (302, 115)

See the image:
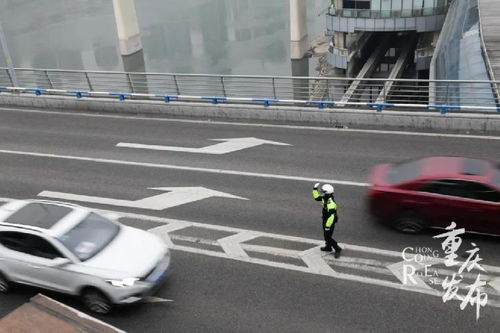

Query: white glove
(313, 182), (320, 189)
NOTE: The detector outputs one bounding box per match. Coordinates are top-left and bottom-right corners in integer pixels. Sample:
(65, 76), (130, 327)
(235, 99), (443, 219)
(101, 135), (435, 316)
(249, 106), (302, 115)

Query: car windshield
(58, 213), (120, 261)
(387, 160), (421, 184)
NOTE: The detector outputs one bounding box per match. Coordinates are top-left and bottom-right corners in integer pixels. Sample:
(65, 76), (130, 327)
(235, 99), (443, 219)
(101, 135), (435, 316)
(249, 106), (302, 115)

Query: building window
(343, 1), (371, 9)
(381, 0), (392, 17)
(402, 0), (414, 17)
(337, 0), (443, 17)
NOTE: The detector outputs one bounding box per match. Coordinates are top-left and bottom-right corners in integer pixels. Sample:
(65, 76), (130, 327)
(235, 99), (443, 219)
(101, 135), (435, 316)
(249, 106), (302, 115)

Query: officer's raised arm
(312, 183), (322, 201)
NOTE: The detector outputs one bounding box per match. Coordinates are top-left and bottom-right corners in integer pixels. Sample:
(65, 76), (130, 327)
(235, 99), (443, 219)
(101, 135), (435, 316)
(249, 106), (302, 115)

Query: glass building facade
(326, 0), (448, 73)
(332, 0), (448, 17)
(431, 0), (496, 107)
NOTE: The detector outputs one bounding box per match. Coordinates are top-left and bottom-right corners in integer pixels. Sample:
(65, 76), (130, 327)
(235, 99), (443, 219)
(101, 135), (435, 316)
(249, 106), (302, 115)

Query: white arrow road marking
(150, 221), (192, 248)
(489, 278), (500, 292)
(387, 260), (439, 291)
(299, 247), (337, 276)
(38, 187), (248, 211)
(117, 137), (292, 155)
(218, 231), (260, 259)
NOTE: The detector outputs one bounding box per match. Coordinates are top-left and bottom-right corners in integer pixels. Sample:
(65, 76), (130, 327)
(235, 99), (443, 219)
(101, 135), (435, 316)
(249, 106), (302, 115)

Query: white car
(0, 200), (170, 314)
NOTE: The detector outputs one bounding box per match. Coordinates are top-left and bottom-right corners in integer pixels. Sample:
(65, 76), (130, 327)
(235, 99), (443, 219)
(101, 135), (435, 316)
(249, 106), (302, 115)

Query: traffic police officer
(312, 183), (342, 258)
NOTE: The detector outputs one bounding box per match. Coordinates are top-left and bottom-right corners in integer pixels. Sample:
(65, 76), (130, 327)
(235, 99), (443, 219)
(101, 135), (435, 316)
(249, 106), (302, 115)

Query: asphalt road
(0, 106), (498, 332)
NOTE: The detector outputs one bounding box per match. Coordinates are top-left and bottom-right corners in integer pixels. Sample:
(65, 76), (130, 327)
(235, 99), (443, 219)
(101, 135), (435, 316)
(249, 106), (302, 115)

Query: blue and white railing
(0, 67), (499, 114)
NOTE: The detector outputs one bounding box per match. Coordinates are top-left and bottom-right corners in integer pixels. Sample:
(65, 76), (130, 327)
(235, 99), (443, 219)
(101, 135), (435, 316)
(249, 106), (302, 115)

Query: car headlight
(106, 277), (139, 288)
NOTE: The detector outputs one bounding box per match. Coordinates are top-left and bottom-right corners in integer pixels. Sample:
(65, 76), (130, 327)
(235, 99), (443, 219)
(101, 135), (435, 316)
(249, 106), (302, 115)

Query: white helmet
(321, 184), (334, 194)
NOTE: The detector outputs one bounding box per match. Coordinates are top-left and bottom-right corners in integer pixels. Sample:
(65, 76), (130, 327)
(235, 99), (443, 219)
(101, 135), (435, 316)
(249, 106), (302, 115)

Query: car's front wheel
(0, 272), (10, 293)
(393, 210), (426, 233)
(82, 288), (112, 314)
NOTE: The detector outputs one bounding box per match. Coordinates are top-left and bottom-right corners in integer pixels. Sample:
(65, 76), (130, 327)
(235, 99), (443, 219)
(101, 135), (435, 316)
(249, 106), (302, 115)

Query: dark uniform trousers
(323, 215), (341, 251)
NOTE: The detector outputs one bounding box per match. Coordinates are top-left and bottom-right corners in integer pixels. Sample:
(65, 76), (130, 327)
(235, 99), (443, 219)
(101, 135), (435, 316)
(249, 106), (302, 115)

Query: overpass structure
(325, 0), (447, 79)
(478, 0), (500, 103)
(479, 0), (500, 83)
(323, 0), (500, 110)
(323, 1), (451, 110)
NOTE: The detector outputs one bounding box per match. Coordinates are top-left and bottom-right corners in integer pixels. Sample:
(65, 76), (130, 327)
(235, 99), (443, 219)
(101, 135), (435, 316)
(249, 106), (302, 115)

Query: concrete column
(334, 32), (345, 48)
(291, 58), (309, 100)
(112, 0), (143, 56)
(290, 0), (308, 59)
(0, 20), (17, 86)
(123, 50), (148, 93)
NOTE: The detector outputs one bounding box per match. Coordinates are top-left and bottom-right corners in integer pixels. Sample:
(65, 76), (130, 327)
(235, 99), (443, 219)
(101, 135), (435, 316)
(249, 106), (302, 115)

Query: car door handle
(29, 265), (42, 269)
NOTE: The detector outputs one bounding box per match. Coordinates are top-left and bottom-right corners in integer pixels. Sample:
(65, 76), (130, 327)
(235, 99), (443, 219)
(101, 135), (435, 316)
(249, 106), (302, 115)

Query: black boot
(320, 246), (332, 252)
(334, 248), (342, 258)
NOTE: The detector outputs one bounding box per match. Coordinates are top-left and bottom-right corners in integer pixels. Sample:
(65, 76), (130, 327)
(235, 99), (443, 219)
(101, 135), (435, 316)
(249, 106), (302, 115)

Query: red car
(368, 156), (500, 234)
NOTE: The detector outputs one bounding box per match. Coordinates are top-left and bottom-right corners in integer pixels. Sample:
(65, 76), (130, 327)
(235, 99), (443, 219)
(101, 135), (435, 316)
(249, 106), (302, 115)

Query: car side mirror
(50, 257), (70, 267)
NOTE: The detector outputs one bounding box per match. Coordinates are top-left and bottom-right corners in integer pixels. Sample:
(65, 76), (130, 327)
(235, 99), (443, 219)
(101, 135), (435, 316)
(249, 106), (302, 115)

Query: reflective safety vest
(312, 188), (337, 227)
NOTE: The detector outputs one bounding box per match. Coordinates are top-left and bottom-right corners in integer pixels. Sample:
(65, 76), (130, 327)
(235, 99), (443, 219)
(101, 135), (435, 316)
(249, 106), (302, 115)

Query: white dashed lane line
(0, 149), (369, 187)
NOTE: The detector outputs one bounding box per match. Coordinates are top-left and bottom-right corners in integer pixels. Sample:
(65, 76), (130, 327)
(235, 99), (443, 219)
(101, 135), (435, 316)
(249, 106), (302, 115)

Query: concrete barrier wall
(1, 94), (500, 133)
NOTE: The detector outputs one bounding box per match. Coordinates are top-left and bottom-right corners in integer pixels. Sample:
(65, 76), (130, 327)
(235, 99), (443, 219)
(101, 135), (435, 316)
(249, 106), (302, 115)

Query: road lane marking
(0, 149), (369, 187)
(218, 231), (259, 259)
(328, 259), (395, 277)
(165, 233), (499, 282)
(171, 234), (305, 258)
(173, 244), (317, 274)
(148, 221), (500, 306)
(142, 296), (174, 303)
(168, 239), (500, 306)
(1, 106), (500, 140)
(117, 137), (292, 155)
(299, 246), (338, 275)
(4, 195), (500, 273)
(39, 186), (247, 211)
(108, 210), (500, 305)
(9, 196), (500, 278)
(387, 259), (441, 291)
(152, 221), (191, 248)
(490, 279), (500, 292)
(0, 197), (498, 306)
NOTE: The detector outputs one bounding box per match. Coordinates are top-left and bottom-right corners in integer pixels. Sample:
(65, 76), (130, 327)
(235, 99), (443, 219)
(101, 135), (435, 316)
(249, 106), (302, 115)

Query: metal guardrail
(0, 67), (499, 114)
(327, 6), (448, 19)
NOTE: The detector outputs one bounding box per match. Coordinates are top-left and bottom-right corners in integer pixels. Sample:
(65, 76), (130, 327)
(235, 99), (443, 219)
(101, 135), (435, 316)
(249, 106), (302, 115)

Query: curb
(1, 94), (500, 133)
